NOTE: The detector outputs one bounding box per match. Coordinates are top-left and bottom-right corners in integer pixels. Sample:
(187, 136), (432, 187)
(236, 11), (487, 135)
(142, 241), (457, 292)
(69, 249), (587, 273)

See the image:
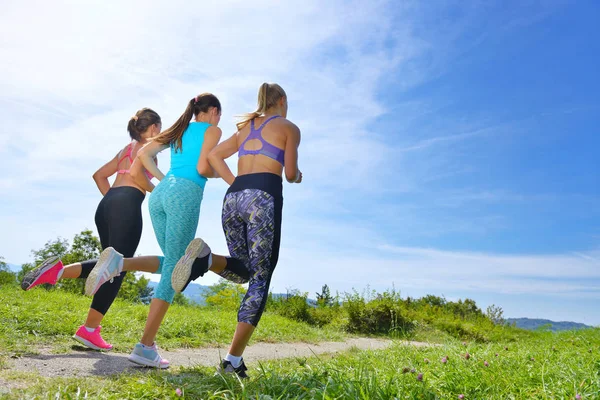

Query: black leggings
(219, 173), (283, 327)
(79, 186), (145, 315)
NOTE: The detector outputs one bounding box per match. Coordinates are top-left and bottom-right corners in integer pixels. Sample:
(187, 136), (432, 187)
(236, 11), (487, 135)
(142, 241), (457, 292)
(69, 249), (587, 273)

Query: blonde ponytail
(236, 83), (286, 131)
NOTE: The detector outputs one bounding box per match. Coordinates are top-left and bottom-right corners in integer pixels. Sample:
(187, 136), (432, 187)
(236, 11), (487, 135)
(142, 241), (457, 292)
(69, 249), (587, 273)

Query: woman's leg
(85, 188), (145, 328)
(224, 189), (282, 375)
(143, 183), (202, 345)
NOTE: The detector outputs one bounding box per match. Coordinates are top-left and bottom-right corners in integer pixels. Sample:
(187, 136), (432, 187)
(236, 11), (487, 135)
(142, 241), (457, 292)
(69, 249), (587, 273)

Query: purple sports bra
(238, 115), (285, 166)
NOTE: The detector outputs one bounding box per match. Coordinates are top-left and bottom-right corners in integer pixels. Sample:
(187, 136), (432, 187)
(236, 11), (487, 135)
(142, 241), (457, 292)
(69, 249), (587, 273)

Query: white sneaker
(85, 247), (124, 296)
(128, 342), (170, 369)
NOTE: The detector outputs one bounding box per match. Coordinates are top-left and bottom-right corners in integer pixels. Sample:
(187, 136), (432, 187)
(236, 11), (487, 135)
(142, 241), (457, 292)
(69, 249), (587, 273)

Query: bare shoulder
(117, 142), (132, 157)
(277, 118), (300, 134)
(280, 119), (301, 140)
(206, 125), (223, 136)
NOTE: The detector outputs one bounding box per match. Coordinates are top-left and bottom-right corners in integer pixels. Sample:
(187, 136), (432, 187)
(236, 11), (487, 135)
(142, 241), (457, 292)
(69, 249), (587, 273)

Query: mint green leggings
(149, 176), (204, 303)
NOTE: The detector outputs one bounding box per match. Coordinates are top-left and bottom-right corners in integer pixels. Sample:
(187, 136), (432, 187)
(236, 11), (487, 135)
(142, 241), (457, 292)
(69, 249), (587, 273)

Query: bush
(0, 257), (16, 287)
(269, 290), (314, 324)
(343, 289), (411, 335)
(204, 280), (246, 310)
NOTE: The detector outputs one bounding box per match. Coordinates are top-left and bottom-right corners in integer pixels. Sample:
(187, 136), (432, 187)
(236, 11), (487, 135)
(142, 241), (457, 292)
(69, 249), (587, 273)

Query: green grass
(2, 329), (599, 399)
(0, 286), (345, 354)
(1, 285), (599, 399)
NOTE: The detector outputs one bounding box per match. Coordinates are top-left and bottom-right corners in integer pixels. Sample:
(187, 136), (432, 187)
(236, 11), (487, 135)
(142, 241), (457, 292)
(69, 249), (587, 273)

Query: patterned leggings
(220, 174), (283, 327)
(149, 176), (204, 303)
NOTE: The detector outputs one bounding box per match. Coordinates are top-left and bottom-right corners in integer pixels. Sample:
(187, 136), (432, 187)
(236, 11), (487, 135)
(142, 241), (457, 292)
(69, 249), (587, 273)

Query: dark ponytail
(154, 93), (221, 152)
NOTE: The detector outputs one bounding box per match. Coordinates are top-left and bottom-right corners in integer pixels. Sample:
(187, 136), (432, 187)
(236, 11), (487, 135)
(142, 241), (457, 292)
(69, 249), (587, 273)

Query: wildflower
(504, 346), (509, 351)
(458, 395), (465, 399)
(530, 357), (535, 362)
(484, 361), (489, 367)
(495, 353), (499, 357)
(411, 368), (416, 373)
(441, 357), (448, 364)
(576, 395), (582, 399)
(417, 373), (423, 381)
(402, 367), (410, 374)
(464, 353), (471, 360)
(175, 388), (182, 397)
(463, 341), (467, 346)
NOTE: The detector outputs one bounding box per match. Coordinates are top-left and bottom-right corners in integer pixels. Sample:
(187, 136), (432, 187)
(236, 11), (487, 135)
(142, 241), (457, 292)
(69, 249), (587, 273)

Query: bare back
(236, 116), (295, 177)
(112, 142), (149, 193)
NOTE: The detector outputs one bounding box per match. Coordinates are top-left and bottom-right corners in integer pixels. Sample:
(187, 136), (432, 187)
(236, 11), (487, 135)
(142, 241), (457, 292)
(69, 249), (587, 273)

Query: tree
(58, 230), (102, 294)
(316, 284), (334, 307)
(114, 272), (154, 304)
(485, 304), (505, 325)
(173, 292), (190, 306)
(0, 256), (17, 287)
(17, 238), (70, 286)
(31, 238), (70, 264)
(204, 279), (246, 310)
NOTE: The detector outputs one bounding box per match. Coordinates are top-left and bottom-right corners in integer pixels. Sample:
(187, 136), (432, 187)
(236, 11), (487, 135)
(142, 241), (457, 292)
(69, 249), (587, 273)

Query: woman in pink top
(21, 108), (162, 351)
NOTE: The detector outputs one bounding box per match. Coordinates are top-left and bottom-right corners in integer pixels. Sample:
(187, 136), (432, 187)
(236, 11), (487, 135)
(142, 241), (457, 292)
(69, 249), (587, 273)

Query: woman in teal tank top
(102, 93), (222, 368)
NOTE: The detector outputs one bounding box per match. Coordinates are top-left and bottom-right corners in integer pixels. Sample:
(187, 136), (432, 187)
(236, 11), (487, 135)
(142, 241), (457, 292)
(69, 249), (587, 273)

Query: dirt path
(5, 338), (430, 378)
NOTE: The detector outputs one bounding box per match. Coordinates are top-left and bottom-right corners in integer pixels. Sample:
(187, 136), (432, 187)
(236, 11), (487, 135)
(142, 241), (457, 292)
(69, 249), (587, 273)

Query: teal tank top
(165, 122), (210, 188)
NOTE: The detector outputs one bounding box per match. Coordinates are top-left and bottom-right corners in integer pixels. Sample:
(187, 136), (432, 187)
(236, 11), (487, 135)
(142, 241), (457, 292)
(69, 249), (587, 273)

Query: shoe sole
(128, 353), (169, 369)
(21, 256), (61, 291)
(85, 248), (121, 296)
(171, 238), (209, 293)
(72, 334), (112, 351)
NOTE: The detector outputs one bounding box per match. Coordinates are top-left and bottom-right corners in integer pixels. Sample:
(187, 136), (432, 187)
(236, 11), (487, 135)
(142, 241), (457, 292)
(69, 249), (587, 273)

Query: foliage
(0, 257), (17, 287)
(203, 279), (247, 310)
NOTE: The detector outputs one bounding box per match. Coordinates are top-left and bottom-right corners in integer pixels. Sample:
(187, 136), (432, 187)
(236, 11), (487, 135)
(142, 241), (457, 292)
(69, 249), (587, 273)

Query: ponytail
(154, 93), (221, 152)
(236, 82), (286, 131)
(127, 108), (161, 141)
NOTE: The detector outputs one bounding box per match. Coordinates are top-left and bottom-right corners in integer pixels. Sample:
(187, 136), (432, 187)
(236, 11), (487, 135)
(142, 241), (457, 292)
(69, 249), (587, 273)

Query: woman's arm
(208, 133), (239, 186)
(135, 141), (168, 181)
(197, 126), (222, 178)
(92, 153), (119, 196)
(284, 124), (302, 183)
(130, 157), (155, 192)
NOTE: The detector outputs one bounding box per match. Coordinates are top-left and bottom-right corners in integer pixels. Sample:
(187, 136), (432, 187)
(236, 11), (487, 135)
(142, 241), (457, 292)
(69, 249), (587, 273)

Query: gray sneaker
(128, 342), (170, 369)
(85, 247), (123, 296)
(171, 238), (211, 293)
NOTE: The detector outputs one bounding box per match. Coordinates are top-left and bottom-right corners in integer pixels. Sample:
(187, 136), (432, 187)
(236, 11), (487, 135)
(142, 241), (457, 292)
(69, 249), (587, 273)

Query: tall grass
(4, 329), (599, 399)
(0, 286), (344, 354)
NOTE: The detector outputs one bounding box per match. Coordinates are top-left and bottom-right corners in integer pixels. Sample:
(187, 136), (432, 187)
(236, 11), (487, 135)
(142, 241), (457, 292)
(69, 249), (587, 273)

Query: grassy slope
(0, 286), (345, 354)
(2, 330), (598, 399)
(1, 286), (599, 399)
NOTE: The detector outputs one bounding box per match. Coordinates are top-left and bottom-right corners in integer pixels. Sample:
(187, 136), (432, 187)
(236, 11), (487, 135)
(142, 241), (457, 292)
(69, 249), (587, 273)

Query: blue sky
(1, 1), (598, 325)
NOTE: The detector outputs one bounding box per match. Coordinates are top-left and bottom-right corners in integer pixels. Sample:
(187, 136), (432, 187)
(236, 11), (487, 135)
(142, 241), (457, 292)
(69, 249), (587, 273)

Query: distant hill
(146, 281), (211, 305)
(146, 281), (318, 306)
(506, 318), (592, 331)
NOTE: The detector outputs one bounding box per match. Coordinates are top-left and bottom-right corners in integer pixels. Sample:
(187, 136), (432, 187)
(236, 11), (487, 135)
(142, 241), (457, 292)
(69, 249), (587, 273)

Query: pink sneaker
(72, 325), (113, 351)
(21, 256), (64, 291)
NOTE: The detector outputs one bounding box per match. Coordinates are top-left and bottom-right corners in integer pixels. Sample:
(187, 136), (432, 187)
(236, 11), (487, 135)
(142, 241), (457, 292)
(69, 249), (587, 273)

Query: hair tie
(132, 115), (138, 122)
(194, 96), (199, 103)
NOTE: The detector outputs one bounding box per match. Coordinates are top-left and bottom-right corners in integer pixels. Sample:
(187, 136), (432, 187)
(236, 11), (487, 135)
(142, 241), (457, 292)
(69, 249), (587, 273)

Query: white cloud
(1, 0), (594, 325)
(0, 0), (417, 262)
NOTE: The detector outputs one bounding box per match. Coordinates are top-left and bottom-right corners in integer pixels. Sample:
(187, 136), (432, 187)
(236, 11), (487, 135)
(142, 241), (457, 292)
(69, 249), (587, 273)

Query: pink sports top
(117, 142), (154, 180)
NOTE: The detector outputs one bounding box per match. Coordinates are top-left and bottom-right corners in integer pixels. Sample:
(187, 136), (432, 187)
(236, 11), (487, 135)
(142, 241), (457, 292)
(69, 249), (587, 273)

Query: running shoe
(171, 238), (211, 293)
(72, 325), (113, 351)
(20, 256), (63, 290)
(84, 247), (123, 296)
